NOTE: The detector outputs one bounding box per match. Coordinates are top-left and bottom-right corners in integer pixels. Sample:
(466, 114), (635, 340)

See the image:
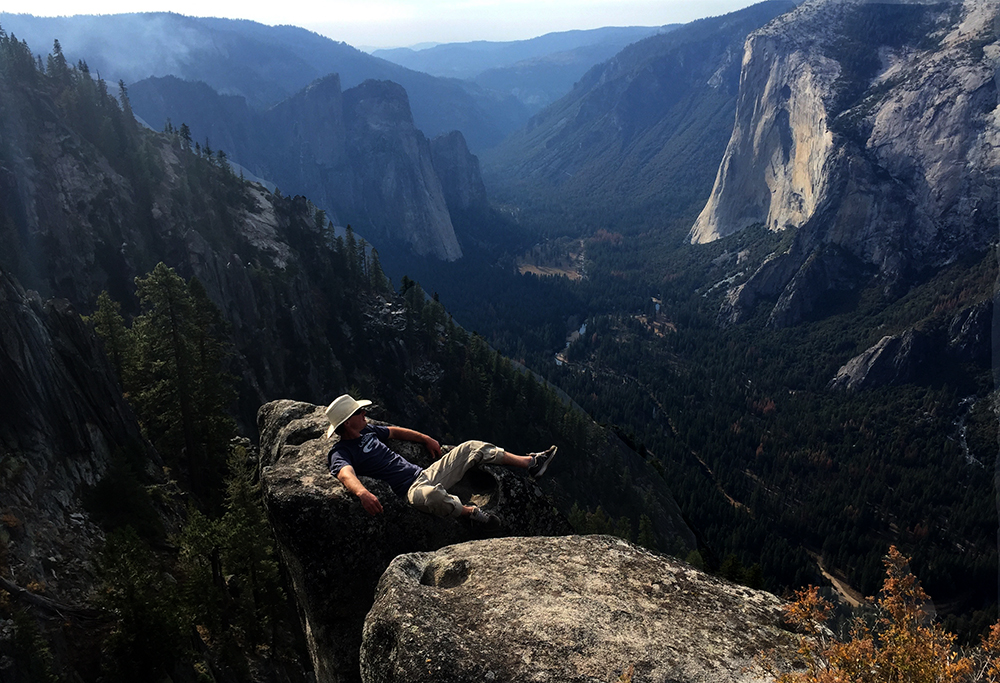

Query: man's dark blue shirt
(328, 424), (422, 496)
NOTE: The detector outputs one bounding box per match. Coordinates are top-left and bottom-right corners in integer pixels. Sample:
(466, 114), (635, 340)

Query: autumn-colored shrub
(765, 546), (1000, 683)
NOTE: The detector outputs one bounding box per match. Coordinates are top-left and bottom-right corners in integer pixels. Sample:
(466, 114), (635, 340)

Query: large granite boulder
(361, 535), (796, 683)
(257, 399), (572, 683)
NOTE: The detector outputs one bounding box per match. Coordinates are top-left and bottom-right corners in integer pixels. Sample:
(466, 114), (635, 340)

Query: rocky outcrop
(344, 80), (463, 261)
(693, 0), (1000, 326)
(828, 329), (932, 392)
(362, 535), (795, 683)
(257, 399), (571, 683)
(0, 269), (158, 604)
(829, 300), (993, 391)
(430, 131), (489, 214)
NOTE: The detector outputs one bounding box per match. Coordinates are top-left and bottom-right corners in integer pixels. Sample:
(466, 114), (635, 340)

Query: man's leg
(407, 440), (504, 517)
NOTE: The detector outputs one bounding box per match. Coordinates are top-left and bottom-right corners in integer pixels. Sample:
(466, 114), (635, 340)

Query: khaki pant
(406, 440), (505, 517)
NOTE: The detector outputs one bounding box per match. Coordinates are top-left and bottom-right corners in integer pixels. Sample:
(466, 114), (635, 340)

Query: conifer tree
(129, 263), (234, 498)
(368, 248), (392, 294)
(89, 290), (130, 382)
(117, 79), (135, 127)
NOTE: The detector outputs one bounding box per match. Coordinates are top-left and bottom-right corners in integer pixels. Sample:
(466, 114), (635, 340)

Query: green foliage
(87, 291), (130, 382)
(175, 442), (286, 666)
(566, 503), (633, 542)
(127, 263), (236, 501)
(7, 609), (59, 683)
(637, 514), (656, 550)
(218, 443), (284, 647)
(96, 526), (187, 682)
(685, 550), (705, 570)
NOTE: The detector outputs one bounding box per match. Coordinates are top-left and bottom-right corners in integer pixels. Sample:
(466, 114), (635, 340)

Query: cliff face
(429, 131), (489, 214)
(0, 271), (158, 604)
(828, 299), (992, 392)
(689, 12), (838, 242)
(362, 536), (795, 683)
(691, 0), (999, 325)
(132, 75), (467, 261)
(261, 74), (350, 215)
(483, 1), (797, 232)
(343, 81), (463, 261)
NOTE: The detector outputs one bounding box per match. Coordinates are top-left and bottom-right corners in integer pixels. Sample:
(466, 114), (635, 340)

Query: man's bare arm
(337, 465), (383, 515)
(387, 426), (441, 458)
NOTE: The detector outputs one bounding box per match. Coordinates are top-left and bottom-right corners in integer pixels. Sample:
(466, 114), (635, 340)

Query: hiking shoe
(527, 445), (558, 477)
(468, 506), (495, 524)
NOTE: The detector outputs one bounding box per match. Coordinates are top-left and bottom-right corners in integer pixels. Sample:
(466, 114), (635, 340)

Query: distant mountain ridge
(374, 26), (677, 112)
(374, 27), (669, 80)
(0, 12), (527, 150)
(128, 73), (477, 261)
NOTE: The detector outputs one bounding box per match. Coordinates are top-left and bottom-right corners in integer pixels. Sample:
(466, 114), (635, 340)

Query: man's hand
(338, 466), (383, 515)
(358, 490), (383, 515)
(424, 435), (441, 459)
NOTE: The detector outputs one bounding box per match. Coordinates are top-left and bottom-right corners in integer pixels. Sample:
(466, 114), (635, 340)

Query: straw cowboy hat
(325, 394), (372, 438)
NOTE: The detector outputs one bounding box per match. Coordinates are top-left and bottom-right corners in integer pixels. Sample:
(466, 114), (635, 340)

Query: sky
(12, 0), (760, 49)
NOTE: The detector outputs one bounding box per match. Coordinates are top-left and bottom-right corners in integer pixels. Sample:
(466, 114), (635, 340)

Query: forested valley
(387, 134), (998, 644)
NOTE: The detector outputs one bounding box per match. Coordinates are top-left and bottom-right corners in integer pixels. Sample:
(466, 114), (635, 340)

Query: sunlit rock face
(361, 535), (796, 683)
(690, 19), (838, 243)
(692, 0), (1000, 326)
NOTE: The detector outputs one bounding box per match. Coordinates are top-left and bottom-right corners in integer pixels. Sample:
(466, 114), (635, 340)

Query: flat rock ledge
(362, 535), (796, 683)
(257, 400), (572, 683)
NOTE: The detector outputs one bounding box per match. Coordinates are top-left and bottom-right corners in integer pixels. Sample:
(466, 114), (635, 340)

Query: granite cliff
(0, 271), (158, 606)
(342, 80), (463, 261)
(692, 0), (999, 326)
(130, 74), (468, 261)
(828, 299), (992, 392)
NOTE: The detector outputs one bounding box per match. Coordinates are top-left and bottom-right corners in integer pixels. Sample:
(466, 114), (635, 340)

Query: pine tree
(637, 514), (656, 550)
(89, 291), (130, 382)
(368, 248), (392, 294)
(219, 443), (283, 647)
(129, 263), (234, 498)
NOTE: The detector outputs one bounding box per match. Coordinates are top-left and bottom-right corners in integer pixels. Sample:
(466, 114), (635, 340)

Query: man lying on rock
(325, 394), (556, 524)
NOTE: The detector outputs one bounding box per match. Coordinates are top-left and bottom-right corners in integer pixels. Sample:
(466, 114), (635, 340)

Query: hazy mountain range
(374, 25), (677, 112)
(0, 12), (670, 149)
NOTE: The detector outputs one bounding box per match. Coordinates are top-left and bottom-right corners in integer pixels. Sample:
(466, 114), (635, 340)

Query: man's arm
(337, 465), (383, 515)
(386, 426), (441, 458)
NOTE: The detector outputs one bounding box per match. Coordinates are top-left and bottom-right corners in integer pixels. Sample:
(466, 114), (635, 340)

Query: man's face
(346, 407), (367, 430)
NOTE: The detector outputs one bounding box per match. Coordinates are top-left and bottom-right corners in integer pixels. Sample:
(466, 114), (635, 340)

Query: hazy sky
(15, 0), (759, 49)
